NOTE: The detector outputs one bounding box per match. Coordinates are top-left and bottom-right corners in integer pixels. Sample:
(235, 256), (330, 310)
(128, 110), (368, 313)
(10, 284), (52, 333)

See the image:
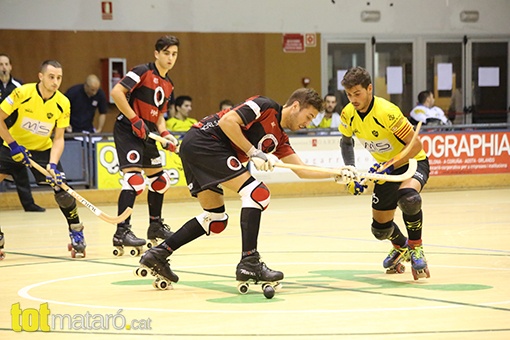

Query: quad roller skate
(383, 244), (410, 274)
(68, 223), (86, 258)
(134, 247), (179, 290)
(146, 218), (173, 249)
(0, 227), (5, 260)
(409, 244), (430, 280)
(112, 224), (145, 257)
(236, 254), (283, 299)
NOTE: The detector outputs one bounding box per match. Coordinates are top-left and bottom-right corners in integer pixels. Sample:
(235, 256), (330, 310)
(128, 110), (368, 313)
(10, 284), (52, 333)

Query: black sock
(163, 217), (205, 251)
(148, 190), (164, 221)
(240, 208), (262, 256)
(403, 210), (423, 241)
(388, 222), (407, 247)
(118, 190), (136, 225)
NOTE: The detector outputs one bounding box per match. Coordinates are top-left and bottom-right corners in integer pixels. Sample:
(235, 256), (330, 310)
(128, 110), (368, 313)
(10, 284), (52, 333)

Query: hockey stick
(29, 159), (132, 224)
(148, 132), (180, 153)
(274, 158), (417, 183)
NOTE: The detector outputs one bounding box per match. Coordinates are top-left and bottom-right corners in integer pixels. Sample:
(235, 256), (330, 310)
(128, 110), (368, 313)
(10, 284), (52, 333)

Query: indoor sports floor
(1, 188), (509, 339)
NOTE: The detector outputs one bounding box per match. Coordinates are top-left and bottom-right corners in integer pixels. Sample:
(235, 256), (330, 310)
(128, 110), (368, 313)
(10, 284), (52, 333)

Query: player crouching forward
(135, 88), (356, 292)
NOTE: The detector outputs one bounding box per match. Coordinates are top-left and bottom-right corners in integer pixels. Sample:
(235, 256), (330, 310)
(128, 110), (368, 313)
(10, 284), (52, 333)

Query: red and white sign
(421, 131), (510, 175)
(283, 34), (305, 53)
(102, 1), (113, 20)
(305, 33), (316, 47)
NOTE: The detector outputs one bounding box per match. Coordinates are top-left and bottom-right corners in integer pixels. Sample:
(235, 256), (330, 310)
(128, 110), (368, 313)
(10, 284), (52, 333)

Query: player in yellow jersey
(338, 67), (430, 280)
(0, 60), (87, 258)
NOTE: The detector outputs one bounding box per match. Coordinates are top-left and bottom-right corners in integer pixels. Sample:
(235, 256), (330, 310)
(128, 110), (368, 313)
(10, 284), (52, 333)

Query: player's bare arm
(217, 110), (253, 154)
(49, 127), (66, 164)
(111, 83), (136, 119)
(0, 109), (15, 144)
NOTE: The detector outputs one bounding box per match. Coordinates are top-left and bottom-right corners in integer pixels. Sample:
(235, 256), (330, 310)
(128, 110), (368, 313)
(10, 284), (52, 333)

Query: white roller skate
(134, 247), (179, 290)
(112, 224), (145, 257)
(68, 223), (86, 258)
(146, 218), (173, 249)
(236, 253), (283, 298)
(383, 244), (410, 274)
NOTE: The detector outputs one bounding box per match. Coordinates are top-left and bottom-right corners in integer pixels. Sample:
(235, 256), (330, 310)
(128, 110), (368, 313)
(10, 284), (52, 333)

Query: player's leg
(398, 159), (430, 276)
(112, 121), (147, 252)
(31, 150), (86, 257)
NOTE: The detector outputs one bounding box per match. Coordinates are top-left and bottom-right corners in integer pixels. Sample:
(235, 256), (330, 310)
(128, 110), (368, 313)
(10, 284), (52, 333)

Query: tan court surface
(0, 188), (509, 339)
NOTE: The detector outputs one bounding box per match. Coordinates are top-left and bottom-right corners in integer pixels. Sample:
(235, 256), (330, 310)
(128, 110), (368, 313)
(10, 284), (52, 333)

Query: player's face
(345, 84), (373, 113)
(289, 103), (318, 131)
(324, 95), (337, 114)
(156, 45), (179, 71)
(38, 65), (63, 94)
(0, 56), (12, 77)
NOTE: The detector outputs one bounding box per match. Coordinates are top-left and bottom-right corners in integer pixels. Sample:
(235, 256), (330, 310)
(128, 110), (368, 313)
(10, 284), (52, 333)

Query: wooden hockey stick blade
(273, 158), (417, 183)
(29, 159), (132, 224)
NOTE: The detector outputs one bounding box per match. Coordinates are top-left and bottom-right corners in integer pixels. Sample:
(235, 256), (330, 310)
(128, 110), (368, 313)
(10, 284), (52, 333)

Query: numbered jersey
(0, 83), (70, 151)
(339, 96), (426, 164)
(119, 62), (174, 124)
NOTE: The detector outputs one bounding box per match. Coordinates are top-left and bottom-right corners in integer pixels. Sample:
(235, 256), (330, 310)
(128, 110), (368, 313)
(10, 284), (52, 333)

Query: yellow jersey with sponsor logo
(1, 83), (70, 151)
(339, 96), (426, 164)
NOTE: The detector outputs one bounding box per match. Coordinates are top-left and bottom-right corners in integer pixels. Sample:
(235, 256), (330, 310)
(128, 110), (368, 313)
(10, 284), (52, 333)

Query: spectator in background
(166, 95), (197, 132)
(219, 99), (234, 111)
(308, 93), (340, 129)
(0, 53), (45, 212)
(409, 90), (451, 126)
(65, 74), (108, 133)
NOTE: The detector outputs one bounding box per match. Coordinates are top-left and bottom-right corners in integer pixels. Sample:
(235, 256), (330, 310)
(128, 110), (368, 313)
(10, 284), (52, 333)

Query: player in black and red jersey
(136, 88), (356, 289)
(110, 36), (180, 256)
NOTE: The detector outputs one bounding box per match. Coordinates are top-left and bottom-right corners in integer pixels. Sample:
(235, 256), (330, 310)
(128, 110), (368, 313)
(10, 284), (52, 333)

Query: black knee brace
(55, 189), (75, 209)
(397, 188), (422, 215)
(371, 219), (394, 240)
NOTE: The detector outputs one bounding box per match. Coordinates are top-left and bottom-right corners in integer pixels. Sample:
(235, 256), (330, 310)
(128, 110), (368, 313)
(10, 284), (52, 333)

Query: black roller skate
(134, 247), (179, 290)
(409, 244), (430, 280)
(68, 223), (86, 258)
(236, 253), (283, 298)
(0, 227), (5, 260)
(146, 218), (173, 249)
(383, 243), (410, 274)
(112, 224), (145, 257)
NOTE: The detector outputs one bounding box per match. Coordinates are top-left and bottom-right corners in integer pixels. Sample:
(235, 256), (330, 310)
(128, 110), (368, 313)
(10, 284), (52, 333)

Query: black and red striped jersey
(119, 62), (174, 124)
(193, 95), (295, 162)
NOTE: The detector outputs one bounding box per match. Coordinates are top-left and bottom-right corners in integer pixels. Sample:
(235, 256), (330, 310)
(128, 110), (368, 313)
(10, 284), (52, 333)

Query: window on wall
(374, 43), (413, 115)
(426, 42), (463, 123)
(327, 43), (366, 112)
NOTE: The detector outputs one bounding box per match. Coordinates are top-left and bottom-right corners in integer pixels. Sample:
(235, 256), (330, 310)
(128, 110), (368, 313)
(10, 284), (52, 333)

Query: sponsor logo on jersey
(46, 112), (54, 119)
(151, 156), (162, 166)
(359, 137), (393, 153)
(258, 134), (278, 154)
(372, 130), (379, 137)
(126, 150), (140, 163)
(20, 117), (53, 136)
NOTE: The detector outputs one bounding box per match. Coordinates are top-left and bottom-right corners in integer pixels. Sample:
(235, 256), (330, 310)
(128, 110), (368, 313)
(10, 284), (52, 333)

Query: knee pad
(397, 188), (422, 215)
(195, 211), (229, 236)
(54, 189), (76, 209)
(371, 219), (394, 240)
(239, 179), (270, 211)
(122, 172), (145, 196)
(147, 170), (171, 194)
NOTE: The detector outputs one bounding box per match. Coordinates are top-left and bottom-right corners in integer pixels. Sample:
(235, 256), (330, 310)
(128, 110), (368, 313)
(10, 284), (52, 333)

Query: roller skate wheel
(0, 250), (4, 260)
(130, 247), (142, 257)
(71, 249), (76, 258)
(263, 285), (275, 299)
(155, 278), (170, 290)
(152, 280), (158, 289)
(147, 242), (153, 249)
(237, 282), (249, 294)
(113, 248), (124, 257)
(412, 267), (430, 280)
(67, 243), (72, 251)
(134, 267), (148, 277)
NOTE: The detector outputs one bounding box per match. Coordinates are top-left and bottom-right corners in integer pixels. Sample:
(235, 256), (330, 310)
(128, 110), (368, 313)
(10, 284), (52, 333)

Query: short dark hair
(285, 88), (323, 112)
(219, 99), (234, 110)
(324, 93), (336, 101)
(417, 90), (432, 104)
(175, 95), (192, 108)
(341, 66), (372, 90)
(40, 60), (62, 73)
(156, 35), (180, 52)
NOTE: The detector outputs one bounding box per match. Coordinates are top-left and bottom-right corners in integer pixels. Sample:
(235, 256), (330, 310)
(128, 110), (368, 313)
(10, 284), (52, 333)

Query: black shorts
(372, 158), (430, 211)
(0, 145), (66, 184)
(113, 116), (161, 170)
(179, 128), (248, 197)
